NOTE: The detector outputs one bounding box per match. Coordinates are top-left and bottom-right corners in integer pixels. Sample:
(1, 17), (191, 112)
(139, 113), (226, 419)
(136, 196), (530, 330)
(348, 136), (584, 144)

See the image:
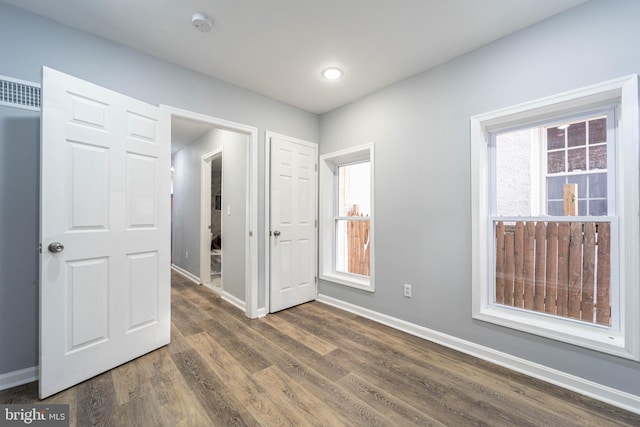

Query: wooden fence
(347, 205), (370, 276)
(495, 221), (610, 326)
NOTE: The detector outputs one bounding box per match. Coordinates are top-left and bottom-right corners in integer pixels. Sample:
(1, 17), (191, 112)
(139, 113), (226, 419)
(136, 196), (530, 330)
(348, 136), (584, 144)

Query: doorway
(166, 105), (259, 318)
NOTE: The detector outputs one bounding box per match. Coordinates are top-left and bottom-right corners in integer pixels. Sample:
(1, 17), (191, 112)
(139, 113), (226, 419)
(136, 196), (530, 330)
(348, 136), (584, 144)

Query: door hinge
(315, 163), (317, 172)
(38, 243), (42, 254)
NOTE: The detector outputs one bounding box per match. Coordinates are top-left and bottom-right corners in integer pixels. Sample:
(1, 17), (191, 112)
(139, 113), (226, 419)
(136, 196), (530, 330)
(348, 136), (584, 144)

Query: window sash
(487, 216), (619, 330)
(489, 108), (616, 218)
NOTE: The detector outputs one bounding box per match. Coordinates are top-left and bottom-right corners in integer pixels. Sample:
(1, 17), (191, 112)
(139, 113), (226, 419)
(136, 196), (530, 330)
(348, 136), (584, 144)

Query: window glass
(496, 115), (608, 217)
(338, 162), (371, 216)
(336, 161), (371, 277)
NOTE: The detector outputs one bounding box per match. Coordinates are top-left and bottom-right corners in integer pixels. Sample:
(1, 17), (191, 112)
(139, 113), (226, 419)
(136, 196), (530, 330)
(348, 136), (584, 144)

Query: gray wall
(319, 0), (640, 396)
(0, 2), (318, 377)
(172, 128), (247, 301)
(0, 106), (40, 373)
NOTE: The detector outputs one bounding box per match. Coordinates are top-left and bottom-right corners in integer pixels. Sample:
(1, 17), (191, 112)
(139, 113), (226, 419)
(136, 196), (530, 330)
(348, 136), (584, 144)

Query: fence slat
(567, 222), (582, 320)
(545, 222), (558, 315)
(346, 205), (370, 276)
(495, 222), (505, 304)
(493, 220), (610, 326)
(504, 233), (515, 307)
(582, 223), (596, 323)
(596, 223), (611, 325)
(523, 222), (535, 310)
(556, 223), (571, 317)
(533, 221), (546, 312)
(513, 222), (525, 308)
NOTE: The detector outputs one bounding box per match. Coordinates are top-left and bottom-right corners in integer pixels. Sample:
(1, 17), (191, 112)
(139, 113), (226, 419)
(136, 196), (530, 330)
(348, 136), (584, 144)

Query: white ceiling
(2, 0), (586, 115)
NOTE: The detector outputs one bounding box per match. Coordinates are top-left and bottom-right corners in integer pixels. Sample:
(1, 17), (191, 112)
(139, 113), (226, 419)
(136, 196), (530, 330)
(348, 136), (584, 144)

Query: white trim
(161, 105), (259, 319)
(222, 290), (246, 312)
(171, 264), (200, 284)
(317, 294), (640, 415)
(199, 148), (223, 289)
(264, 131), (319, 313)
(0, 366), (38, 391)
(319, 143), (375, 291)
(203, 281), (222, 295)
(264, 133), (272, 313)
(470, 75), (640, 360)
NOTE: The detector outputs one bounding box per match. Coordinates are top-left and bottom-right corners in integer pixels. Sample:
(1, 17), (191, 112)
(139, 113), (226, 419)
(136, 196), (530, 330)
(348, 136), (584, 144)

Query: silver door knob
(48, 242), (64, 253)
(273, 230), (281, 237)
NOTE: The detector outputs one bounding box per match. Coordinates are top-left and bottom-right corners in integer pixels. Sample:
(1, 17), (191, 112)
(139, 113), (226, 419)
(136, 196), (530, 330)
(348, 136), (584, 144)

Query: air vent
(0, 75), (41, 111)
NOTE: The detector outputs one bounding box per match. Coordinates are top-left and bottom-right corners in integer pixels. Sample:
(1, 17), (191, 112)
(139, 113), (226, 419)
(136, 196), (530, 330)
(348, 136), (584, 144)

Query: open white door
(39, 67), (171, 398)
(269, 134), (317, 312)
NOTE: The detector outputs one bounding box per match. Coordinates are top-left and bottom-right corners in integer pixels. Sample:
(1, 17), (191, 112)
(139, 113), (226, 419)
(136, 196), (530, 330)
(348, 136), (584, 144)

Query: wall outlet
(403, 284), (412, 298)
(185, 251), (188, 259)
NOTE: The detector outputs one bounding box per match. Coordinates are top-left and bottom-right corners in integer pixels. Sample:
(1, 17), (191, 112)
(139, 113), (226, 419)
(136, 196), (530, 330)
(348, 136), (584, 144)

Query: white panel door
(270, 134), (317, 312)
(39, 67), (171, 398)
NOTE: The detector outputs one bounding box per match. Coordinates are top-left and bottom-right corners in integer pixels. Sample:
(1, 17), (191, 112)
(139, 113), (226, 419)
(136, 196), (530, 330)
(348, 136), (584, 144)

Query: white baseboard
(171, 264), (248, 316)
(0, 366), (38, 391)
(222, 291), (246, 312)
(317, 293), (640, 415)
(171, 264), (201, 284)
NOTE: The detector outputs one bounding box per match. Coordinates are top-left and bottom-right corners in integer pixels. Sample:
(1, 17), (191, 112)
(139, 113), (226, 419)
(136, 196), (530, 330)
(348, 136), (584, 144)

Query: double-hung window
(471, 76), (640, 360)
(319, 144), (375, 291)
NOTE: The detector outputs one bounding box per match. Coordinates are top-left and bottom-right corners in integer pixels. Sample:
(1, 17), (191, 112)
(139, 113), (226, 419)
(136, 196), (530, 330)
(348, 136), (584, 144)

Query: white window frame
(319, 143), (375, 291)
(471, 75), (640, 360)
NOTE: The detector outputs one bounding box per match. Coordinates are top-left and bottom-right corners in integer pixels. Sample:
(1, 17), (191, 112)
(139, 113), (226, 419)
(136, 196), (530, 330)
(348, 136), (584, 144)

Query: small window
(471, 76), (640, 360)
(320, 144), (374, 291)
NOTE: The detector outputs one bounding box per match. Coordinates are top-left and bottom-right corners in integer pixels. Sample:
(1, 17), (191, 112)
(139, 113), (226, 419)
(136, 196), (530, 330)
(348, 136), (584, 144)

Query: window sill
(473, 304), (636, 360)
(320, 272), (374, 292)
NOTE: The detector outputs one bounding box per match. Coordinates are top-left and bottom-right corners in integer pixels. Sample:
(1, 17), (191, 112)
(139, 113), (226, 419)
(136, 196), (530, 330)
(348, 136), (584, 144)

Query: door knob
(48, 242), (64, 253)
(273, 230), (281, 237)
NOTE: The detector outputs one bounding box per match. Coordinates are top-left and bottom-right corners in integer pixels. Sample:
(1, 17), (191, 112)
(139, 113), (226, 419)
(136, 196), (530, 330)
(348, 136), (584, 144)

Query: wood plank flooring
(2, 270), (639, 426)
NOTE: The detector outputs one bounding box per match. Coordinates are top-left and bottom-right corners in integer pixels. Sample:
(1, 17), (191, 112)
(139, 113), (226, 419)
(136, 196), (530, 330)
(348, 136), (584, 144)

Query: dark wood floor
(2, 270), (639, 426)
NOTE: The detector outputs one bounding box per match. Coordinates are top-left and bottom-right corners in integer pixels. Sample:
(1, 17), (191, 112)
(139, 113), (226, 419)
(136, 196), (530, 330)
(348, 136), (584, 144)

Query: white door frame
(200, 148), (223, 291)
(264, 131), (318, 313)
(162, 105), (259, 319)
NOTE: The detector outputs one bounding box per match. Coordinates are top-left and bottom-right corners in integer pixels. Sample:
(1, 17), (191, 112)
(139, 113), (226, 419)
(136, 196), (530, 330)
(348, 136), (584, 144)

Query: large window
(319, 144), (374, 291)
(471, 76), (640, 360)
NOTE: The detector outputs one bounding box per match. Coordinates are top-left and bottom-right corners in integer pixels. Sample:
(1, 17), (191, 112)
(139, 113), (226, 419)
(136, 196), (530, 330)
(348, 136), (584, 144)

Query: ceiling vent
(0, 75), (41, 111)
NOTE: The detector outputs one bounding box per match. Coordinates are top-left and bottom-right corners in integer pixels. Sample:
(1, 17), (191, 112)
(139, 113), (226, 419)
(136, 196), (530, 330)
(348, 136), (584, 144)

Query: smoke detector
(192, 12), (212, 33)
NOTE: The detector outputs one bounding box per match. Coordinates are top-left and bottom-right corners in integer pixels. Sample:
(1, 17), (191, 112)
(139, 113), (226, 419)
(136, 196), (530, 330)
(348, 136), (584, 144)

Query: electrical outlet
(403, 284), (412, 298)
(185, 251), (189, 259)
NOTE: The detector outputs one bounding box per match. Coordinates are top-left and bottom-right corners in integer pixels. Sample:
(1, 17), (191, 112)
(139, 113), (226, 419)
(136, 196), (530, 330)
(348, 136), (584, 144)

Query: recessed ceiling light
(192, 12), (212, 33)
(322, 67), (343, 80)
